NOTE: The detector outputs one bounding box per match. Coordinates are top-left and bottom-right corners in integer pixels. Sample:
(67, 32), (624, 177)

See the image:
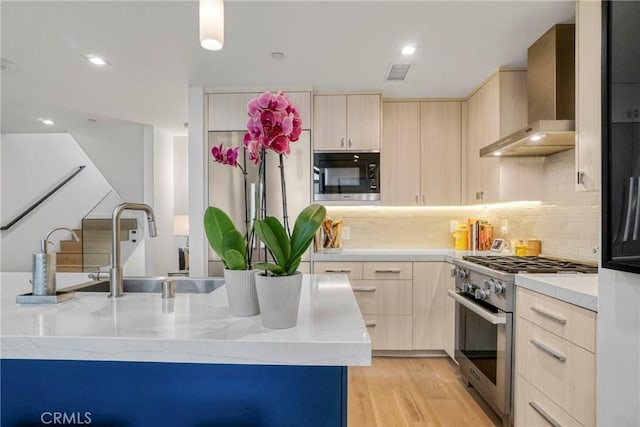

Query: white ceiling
(1, 1), (576, 135)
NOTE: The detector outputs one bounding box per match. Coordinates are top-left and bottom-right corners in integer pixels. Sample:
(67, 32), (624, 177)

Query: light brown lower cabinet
(313, 260), (454, 353)
(515, 374), (582, 427)
(362, 315), (413, 350)
(412, 262), (455, 357)
(515, 287), (596, 427)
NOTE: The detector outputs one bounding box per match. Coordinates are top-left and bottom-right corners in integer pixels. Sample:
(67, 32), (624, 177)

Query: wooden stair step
(60, 240), (82, 252)
(58, 265), (83, 273)
(56, 252), (82, 266)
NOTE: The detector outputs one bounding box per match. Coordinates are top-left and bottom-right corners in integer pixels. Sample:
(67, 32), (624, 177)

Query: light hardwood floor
(348, 357), (500, 427)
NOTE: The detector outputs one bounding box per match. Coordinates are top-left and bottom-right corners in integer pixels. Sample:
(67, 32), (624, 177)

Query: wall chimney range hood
(480, 24), (575, 158)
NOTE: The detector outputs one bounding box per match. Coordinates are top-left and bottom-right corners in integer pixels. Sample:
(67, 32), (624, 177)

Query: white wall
(188, 87), (206, 277)
(150, 128), (177, 275)
(70, 120), (146, 203)
(598, 268), (640, 426)
(0, 133), (113, 271)
(173, 136), (189, 215)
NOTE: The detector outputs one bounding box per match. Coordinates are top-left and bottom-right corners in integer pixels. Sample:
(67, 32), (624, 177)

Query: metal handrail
(1, 165), (86, 231)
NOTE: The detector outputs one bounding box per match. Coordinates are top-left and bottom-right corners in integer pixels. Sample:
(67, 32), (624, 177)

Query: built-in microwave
(313, 152), (380, 202)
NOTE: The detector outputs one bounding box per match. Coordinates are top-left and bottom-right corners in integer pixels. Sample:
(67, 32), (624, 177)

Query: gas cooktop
(462, 256), (598, 274)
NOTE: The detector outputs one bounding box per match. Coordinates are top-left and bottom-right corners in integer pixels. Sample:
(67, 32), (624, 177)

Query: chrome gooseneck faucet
(110, 203), (157, 298)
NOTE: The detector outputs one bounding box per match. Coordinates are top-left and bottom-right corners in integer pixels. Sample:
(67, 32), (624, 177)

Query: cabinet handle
(529, 402), (562, 427)
(635, 109), (639, 118)
(340, 137), (345, 147)
(577, 171), (585, 185)
(324, 269), (351, 273)
(530, 306), (567, 324)
(365, 321), (377, 327)
(415, 194), (419, 204)
(530, 339), (567, 362)
(353, 287), (376, 292)
(348, 138), (353, 148)
(374, 269), (401, 273)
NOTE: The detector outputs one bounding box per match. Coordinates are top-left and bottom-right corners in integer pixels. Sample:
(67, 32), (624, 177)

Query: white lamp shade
(173, 215), (190, 236)
(200, 0), (224, 51)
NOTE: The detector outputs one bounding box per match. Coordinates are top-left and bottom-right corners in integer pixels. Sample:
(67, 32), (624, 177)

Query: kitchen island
(1, 273), (370, 426)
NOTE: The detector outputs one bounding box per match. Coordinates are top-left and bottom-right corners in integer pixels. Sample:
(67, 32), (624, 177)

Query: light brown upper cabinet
(382, 101), (461, 205)
(313, 94), (381, 151)
(463, 70), (544, 204)
(208, 91), (311, 131)
(575, 0), (601, 191)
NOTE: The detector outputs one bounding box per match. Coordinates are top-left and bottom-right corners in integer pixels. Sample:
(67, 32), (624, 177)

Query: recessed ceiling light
(529, 134), (545, 142)
(271, 52), (285, 60)
(401, 45), (416, 55)
(494, 151), (503, 157)
(39, 118), (55, 126)
(85, 55), (107, 66)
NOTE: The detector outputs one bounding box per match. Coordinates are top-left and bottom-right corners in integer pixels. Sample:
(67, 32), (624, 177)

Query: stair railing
(1, 165), (86, 231)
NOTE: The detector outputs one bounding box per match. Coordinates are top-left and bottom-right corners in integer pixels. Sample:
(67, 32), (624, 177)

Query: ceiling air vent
(385, 63), (412, 81)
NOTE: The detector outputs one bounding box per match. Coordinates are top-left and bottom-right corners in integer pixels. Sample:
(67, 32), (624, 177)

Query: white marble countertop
(1, 273), (371, 366)
(515, 273), (598, 312)
(312, 248), (495, 262)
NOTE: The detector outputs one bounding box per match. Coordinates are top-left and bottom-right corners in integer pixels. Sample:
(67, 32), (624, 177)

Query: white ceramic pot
(224, 269), (260, 316)
(255, 272), (303, 329)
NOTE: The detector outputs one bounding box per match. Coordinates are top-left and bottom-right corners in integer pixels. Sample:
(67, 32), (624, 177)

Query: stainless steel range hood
(480, 24), (575, 158)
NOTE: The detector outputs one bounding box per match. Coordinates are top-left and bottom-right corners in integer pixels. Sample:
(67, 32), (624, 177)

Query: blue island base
(1, 359), (348, 427)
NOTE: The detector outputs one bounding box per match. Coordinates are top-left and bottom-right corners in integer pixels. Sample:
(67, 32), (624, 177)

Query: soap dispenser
(32, 227), (79, 296)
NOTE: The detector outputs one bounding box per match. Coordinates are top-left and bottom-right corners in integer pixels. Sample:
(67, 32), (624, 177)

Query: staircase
(56, 229), (84, 272)
(56, 218), (138, 272)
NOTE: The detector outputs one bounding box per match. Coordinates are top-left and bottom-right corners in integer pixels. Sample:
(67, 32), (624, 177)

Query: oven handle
(447, 290), (507, 325)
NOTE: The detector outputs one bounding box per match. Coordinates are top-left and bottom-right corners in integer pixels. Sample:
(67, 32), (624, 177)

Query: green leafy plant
(254, 204), (326, 276)
(204, 207), (247, 270)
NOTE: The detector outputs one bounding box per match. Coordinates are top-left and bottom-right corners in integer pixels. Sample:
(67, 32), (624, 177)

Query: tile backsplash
(326, 150), (600, 262)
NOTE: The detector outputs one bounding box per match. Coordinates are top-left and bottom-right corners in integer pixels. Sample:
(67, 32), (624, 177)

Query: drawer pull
(374, 269), (401, 273)
(530, 307), (567, 325)
(353, 287), (376, 292)
(530, 339), (567, 362)
(529, 401), (562, 427)
(365, 321), (377, 327)
(324, 269), (351, 273)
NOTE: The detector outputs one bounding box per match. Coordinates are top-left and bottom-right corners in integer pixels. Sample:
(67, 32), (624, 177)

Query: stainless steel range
(448, 256), (597, 425)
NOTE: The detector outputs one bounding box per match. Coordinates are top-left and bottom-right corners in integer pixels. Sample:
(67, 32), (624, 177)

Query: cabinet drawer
(515, 374), (582, 427)
(363, 262), (412, 280)
(350, 280), (412, 315)
(516, 317), (595, 426)
(313, 262), (363, 280)
(363, 315), (412, 350)
(517, 287), (596, 352)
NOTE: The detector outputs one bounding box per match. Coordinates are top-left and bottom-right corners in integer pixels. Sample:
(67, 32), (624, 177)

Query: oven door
(449, 290), (513, 418)
(313, 152), (379, 201)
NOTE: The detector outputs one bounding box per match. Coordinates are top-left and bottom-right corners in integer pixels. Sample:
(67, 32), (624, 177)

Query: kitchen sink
(68, 277), (224, 294)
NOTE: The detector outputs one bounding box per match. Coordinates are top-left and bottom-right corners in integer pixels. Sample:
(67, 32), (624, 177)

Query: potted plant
(204, 205), (259, 316)
(206, 91), (324, 326)
(253, 205), (326, 328)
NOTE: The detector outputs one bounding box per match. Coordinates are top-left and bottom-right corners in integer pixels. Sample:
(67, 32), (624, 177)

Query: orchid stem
(279, 154), (291, 237)
(242, 148), (252, 269)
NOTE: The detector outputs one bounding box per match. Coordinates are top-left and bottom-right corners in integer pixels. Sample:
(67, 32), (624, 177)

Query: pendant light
(200, 0), (224, 51)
